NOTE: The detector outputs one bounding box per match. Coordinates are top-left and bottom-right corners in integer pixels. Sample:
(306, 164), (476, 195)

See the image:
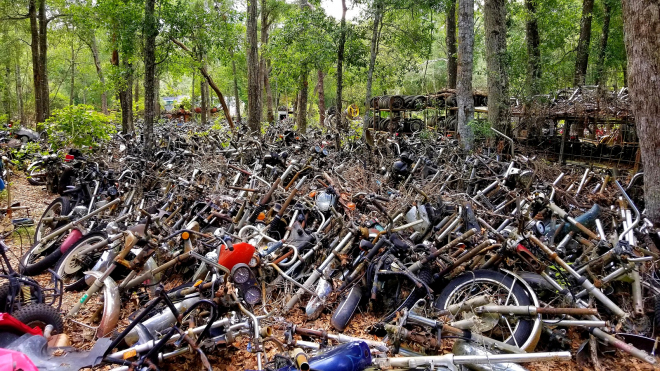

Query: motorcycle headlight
(315, 191), (336, 212)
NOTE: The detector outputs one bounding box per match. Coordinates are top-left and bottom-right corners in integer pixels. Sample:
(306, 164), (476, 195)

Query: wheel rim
(442, 277), (523, 346)
(57, 235), (106, 285)
(36, 201), (64, 243)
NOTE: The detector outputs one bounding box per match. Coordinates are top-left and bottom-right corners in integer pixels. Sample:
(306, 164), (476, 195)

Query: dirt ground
(2, 171), (657, 371)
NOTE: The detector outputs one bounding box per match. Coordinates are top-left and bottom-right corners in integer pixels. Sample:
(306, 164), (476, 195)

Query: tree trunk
(296, 70), (309, 133)
(485, 0), (510, 132)
(595, 0), (612, 87)
(317, 70), (326, 125)
(457, 0), (475, 150)
(201, 79), (208, 124)
(70, 36), (75, 106)
(143, 0), (157, 152)
(337, 0), (347, 124)
(574, 0), (595, 86)
(88, 33), (107, 114)
(446, 0), (458, 89)
(191, 71), (195, 118)
(155, 69), (160, 114)
(3, 66), (11, 125)
(621, 0), (660, 224)
(525, 0), (541, 94)
(260, 0), (274, 123)
(15, 56), (25, 125)
(134, 78), (140, 104)
(231, 54), (242, 123)
(29, 0), (43, 124)
(365, 1), (383, 108)
(246, 0), (261, 133)
(38, 0), (49, 118)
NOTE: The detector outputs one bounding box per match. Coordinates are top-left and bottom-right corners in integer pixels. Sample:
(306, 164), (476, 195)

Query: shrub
(45, 105), (117, 150)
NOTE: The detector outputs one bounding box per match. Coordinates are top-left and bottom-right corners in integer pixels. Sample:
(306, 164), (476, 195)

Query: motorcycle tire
(13, 303), (64, 334)
(34, 197), (72, 243)
(19, 246), (64, 276)
(54, 231), (108, 292)
(380, 268), (433, 323)
(26, 161), (47, 186)
(331, 285), (363, 332)
(0, 283), (10, 312)
(434, 269), (534, 349)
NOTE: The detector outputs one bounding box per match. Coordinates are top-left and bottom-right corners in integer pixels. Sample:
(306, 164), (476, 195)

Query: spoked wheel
(34, 197), (71, 243)
(434, 270), (537, 350)
(54, 232), (108, 291)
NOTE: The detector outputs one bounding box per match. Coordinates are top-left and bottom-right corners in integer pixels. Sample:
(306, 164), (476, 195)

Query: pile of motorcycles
(0, 120), (658, 371)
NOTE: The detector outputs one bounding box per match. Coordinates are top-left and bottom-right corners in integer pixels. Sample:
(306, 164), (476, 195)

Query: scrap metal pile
(1, 121), (658, 371)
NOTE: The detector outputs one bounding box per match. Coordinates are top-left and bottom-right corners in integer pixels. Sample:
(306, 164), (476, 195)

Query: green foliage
(467, 119), (495, 139)
(45, 105), (117, 150)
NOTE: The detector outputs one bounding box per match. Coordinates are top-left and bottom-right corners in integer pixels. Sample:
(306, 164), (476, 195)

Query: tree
(621, 0), (660, 224)
(594, 0), (612, 87)
(456, 0), (474, 149)
(246, 0), (261, 133)
(336, 0), (347, 126)
(485, 0), (509, 132)
(365, 0), (383, 109)
(446, 0), (457, 89)
(143, 0), (157, 152)
(525, 0), (541, 94)
(574, 0), (595, 86)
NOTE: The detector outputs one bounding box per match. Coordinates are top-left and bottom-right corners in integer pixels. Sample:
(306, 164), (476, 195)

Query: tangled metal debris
(0, 118), (658, 371)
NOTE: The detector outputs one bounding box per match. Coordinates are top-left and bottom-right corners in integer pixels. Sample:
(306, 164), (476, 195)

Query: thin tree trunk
(3, 66), (11, 125)
(87, 33), (108, 114)
(595, 0), (611, 87)
(317, 70), (325, 125)
(125, 62), (134, 130)
(134, 79), (140, 104)
(38, 0), (49, 118)
(70, 35), (75, 106)
(264, 61), (274, 123)
(525, 0), (541, 94)
(201, 78), (208, 124)
(297, 70), (309, 133)
(191, 70), (195, 118)
(621, 0), (660, 224)
(231, 54), (242, 123)
(15, 57), (25, 125)
(337, 0), (347, 124)
(143, 0), (157, 151)
(485, 0), (510, 132)
(260, 0), (274, 123)
(29, 0), (43, 124)
(446, 0), (458, 89)
(365, 1), (383, 108)
(246, 0), (261, 132)
(457, 0), (475, 150)
(574, 0), (595, 86)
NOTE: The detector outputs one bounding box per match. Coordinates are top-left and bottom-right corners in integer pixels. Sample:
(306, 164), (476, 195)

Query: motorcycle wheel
(380, 268), (433, 323)
(34, 197), (71, 243)
(54, 231), (108, 291)
(434, 269), (534, 349)
(331, 285), (363, 332)
(27, 161), (47, 186)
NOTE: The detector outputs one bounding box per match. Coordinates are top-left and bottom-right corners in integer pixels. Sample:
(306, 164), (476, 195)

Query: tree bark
(595, 0), (612, 87)
(201, 78), (209, 124)
(296, 70), (309, 133)
(446, 0), (458, 89)
(134, 78), (140, 104)
(143, 0), (157, 152)
(38, 0), (49, 118)
(574, 0), (595, 86)
(337, 0), (347, 125)
(246, 0), (261, 133)
(317, 70), (325, 125)
(231, 54), (242, 123)
(485, 0), (510, 132)
(15, 56), (25, 125)
(525, 0), (541, 94)
(29, 0), (43, 124)
(457, 0), (475, 150)
(87, 33), (107, 114)
(621, 0), (660, 224)
(260, 0), (274, 123)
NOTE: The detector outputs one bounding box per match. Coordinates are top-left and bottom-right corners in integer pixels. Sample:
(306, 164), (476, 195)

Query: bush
(45, 105), (117, 150)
